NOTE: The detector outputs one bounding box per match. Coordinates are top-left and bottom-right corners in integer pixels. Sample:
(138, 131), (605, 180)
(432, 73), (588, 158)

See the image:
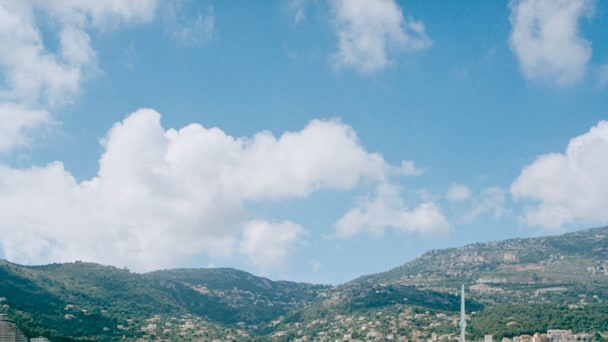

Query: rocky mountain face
(358, 226), (608, 302)
(1, 226), (608, 341)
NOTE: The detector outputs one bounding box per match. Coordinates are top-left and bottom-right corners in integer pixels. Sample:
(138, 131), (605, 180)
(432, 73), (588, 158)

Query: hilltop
(268, 227), (608, 340)
(1, 226), (608, 340)
(0, 261), (326, 340)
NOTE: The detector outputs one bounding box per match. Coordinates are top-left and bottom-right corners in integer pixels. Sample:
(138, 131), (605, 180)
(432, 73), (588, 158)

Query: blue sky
(1, 0), (608, 284)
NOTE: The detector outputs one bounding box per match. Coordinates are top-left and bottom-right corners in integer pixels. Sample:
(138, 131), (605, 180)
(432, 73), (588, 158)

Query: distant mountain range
(2, 226), (608, 341)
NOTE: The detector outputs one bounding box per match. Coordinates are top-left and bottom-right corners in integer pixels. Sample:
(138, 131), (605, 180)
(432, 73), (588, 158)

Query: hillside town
(0, 311), (598, 342)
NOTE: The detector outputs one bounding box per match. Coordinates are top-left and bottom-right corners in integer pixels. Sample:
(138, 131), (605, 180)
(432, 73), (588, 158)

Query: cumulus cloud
(0, 103), (54, 152)
(329, 0), (432, 73)
(0, 1), (82, 106)
(0, 0), (158, 152)
(0, 109), (398, 271)
(511, 120), (608, 230)
(334, 183), (450, 239)
(508, 0), (594, 86)
(0, 0), (157, 106)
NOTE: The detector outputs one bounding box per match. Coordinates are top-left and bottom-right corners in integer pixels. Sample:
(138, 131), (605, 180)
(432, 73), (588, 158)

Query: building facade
(0, 314), (28, 342)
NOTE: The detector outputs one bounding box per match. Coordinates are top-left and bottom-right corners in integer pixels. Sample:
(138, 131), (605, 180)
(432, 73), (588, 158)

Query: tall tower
(459, 284), (466, 342)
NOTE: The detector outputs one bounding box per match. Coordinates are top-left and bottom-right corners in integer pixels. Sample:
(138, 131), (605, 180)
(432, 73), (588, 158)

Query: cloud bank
(0, 109), (403, 271)
(511, 120), (608, 230)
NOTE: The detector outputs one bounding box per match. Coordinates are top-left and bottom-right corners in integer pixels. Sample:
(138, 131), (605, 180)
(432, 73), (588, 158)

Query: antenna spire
(459, 284), (466, 342)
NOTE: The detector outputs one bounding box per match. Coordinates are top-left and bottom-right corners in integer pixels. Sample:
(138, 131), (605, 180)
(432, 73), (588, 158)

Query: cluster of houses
(497, 329), (592, 342)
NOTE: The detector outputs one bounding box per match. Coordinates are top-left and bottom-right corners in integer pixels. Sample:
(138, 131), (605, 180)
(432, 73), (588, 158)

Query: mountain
(0, 261), (326, 340)
(266, 226), (608, 340)
(145, 268), (325, 325)
(1, 226), (608, 341)
(359, 225), (608, 300)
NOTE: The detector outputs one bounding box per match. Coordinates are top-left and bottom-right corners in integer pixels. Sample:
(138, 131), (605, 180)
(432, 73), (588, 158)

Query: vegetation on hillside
(1, 226), (608, 340)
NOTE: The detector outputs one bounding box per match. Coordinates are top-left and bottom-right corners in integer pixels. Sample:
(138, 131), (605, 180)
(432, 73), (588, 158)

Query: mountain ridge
(2, 226), (608, 340)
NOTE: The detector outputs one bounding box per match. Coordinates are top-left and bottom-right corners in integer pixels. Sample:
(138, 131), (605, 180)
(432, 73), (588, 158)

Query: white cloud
(511, 120), (608, 230)
(239, 220), (305, 270)
(508, 0), (594, 86)
(0, 1), (81, 106)
(446, 184), (507, 223)
(229, 118), (388, 199)
(394, 160), (424, 176)
(59, 26), (97, 69)
(0, 103), (54, 152)
(329, 0), (431, 73)
(0, 0), (157, 106)
(0, 0), (158, 152)
(334, 183), (450, 239)
(461, 187), (507, 223)
(446, 183), (472, 202)
(0, 109), (396, 271)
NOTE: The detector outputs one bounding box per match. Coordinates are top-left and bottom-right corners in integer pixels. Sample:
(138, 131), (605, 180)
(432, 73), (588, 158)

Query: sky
(0, 0), (607, 285)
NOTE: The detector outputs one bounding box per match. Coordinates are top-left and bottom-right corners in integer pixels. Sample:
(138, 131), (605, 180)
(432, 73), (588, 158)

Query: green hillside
(269, 227), (608, 340)
(2, 226), (608, 341)
(0, 261), (327, 341)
